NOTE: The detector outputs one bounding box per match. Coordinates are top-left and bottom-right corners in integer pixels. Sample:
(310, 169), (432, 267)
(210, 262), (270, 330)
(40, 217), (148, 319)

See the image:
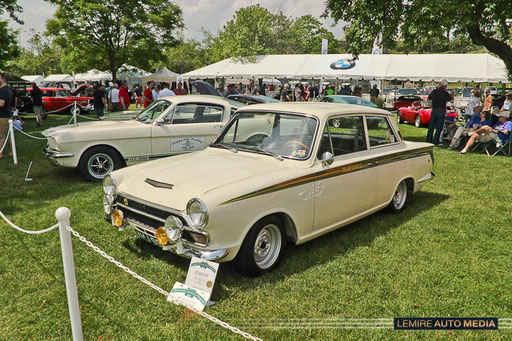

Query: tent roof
(44, 74), (73, 82)
(22, 75), (44, 83)
(75, 69), (111, 81)
(142, 67), (180, 83)
(183, 53), (509, 83)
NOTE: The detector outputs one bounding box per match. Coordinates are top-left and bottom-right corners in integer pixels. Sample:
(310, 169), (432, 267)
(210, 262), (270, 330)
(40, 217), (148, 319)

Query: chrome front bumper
(42, 147), (74, 166)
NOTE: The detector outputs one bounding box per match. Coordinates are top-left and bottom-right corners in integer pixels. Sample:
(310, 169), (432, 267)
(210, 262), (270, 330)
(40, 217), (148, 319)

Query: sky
(4, 0), (343, 47)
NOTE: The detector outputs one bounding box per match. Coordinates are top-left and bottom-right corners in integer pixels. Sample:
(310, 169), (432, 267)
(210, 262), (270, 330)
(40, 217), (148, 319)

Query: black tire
(397, 112), (403, 124)
(234, 215), (287, 277)
(385, 180), (409, 213)
(414, 114), (422, 128)
(78, 146), (123, 182)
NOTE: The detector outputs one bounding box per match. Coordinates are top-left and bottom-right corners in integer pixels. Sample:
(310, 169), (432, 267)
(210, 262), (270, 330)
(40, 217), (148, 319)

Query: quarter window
(366, 116), (397, 147)
(318, 116), (367, 158)
(170, 104), (224, 124)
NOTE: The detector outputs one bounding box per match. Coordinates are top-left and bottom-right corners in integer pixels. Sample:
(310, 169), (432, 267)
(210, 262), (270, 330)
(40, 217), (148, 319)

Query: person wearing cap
(459, 109), (511, 154)
(426, 80), (453, 145)
(501, 92), (512, 112)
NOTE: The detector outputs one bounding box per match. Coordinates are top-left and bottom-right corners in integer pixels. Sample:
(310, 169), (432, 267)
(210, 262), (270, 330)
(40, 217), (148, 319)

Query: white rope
(65, 224), (262, 341)
(38, 103), (75, 115)
(0, 210), (58, 234)
(13, 125), (47, 140)
(0, 124), (11, 154)
(76, 114), (100, 121)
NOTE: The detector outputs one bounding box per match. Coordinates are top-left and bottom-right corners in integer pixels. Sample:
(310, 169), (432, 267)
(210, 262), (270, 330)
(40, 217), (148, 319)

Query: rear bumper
(42, 146), (74, 166)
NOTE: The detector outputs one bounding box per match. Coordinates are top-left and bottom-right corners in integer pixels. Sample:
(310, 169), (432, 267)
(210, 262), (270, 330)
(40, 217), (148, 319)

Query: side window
(171, 104), (224, 124)
(366, 116), (398, 147)
(57, 90), (69, 97)
(317, 116), (367, 158)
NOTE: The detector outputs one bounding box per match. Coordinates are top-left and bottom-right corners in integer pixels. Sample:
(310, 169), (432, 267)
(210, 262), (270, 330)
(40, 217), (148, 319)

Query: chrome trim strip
(145, 178), (175, 189)
(43, 147), (74, 158)
(116, 202), (166, 223)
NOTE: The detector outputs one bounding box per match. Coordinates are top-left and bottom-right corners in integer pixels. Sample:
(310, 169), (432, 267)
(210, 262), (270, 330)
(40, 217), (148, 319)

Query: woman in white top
(501, 93), (512, 112)
(465, 89), (481, 119)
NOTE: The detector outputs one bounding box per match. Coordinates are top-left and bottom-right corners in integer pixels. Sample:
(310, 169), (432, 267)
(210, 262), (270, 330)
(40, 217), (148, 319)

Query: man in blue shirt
(460, 110), (511, 154)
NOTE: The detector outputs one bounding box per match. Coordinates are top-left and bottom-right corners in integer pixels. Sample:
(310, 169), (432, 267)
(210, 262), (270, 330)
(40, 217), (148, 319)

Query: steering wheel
(285, 140), (310, 151)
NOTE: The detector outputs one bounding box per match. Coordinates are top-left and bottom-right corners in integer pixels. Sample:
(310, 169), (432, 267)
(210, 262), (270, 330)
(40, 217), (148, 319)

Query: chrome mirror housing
(321, 151), (334, 166)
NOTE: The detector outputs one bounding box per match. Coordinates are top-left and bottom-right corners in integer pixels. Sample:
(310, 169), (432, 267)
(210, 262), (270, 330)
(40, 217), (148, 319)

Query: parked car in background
(103, 102), (434, 276)
(42, 95), (245, 181)
(19, 85), (93, 117)
(321, 95), (378, 107)
(227, 94), (279, 105)
(393, 95), (423, 111)
(397, 101), (458, 127)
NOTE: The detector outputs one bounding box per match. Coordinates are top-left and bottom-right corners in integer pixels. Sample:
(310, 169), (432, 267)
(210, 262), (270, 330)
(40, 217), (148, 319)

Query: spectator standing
(109, 84), (121, 112)
(0, 73), (12, 158)
(426, 80), (452, 145)
(369, 84), (380, 103)
(158, 82), (176, 98)
(30, 82), (44, 127)
(218, 84), (225, 96)
(307, 83), (314, 101)
(119, 81), (130, 110)
(174, 81), (188, 95)
(260, 83), (266, 96)
(326, 86), (334, 96)
(483, 88), (493, 114)
(10, 87), (18, 112)
(237, 83), (244, 94)
(281, 84), (291, 102)
(143, 81), (154, 107)
(93, 84), (106, 118)
(294, 84), (302, 101)
(133, 84), (143, 109)
(465, 89), (482, 119)
(501, 92), (512, 112)
(152, 84), (159, 102)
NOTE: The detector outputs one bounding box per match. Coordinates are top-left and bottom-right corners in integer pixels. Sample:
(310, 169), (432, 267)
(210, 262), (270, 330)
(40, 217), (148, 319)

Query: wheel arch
(79, 143), (126, 167)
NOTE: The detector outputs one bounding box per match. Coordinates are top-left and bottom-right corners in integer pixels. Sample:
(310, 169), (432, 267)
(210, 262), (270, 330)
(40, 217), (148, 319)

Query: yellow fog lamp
(112, 210), (124, 227)
(164, 216), (183, 242)
(155, 227), (169, 245)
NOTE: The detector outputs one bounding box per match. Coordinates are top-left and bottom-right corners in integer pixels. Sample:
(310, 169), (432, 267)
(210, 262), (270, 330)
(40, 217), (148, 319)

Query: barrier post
(73, 102), (77, 125)
(8, 119), (17, 165)
(55, 207), (83, 341)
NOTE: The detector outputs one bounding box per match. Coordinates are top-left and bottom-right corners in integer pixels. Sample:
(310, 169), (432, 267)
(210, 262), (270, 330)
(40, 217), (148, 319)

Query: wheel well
(80, 144), (126, 167)
(404, 177), (415, 192)
(266, 212), (298, 244)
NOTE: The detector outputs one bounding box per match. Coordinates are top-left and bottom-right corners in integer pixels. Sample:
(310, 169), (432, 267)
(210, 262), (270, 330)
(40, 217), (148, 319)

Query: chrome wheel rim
(415, 116), (421, 127)
(393, 181), (407, 210)
(88, 153), (113, 179)
(253, 224), (282, 269)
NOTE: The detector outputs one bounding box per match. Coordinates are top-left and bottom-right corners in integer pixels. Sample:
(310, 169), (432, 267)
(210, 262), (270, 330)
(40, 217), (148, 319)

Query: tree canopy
(0, 0), (21, 69)
(46, 0), (183, 80)
(325, 0), (512, 79)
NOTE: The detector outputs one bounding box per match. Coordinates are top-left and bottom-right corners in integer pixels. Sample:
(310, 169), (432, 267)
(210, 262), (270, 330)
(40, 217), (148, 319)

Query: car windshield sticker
(297, 150), (306, 158)
(386, 131), (391, 143)
(291, 151), (298, 157)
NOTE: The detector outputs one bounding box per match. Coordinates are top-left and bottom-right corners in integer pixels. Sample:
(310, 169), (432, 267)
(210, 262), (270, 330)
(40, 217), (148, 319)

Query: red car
(397, 101), (458, 127)
(393, 95), (423, 111)
(25, 85), (93, 116)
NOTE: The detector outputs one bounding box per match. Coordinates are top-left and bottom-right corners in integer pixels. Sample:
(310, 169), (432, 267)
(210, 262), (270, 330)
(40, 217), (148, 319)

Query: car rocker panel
(103, 103), (434, 276)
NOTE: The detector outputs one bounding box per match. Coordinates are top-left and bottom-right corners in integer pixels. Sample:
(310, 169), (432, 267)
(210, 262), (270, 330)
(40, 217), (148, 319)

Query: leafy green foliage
(0, 20), (19, 69)
(325, 0), (512, 79)
(0, 0), (23, 23)
(45, 0), (184, 80)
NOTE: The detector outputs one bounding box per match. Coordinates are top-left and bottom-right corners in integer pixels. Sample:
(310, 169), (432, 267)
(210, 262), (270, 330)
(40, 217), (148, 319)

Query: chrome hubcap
(253, 224), (281, 269)
(415, 116), (421, 126)
(88, 153), (113, 179)
(393, 181), (407, 209)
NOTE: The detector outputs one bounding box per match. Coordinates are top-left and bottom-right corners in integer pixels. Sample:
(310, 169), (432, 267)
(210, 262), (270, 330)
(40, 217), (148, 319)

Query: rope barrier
(65, 224), (262, 340)
(0, 210), (58, 234)
(13, 125), (47, 140)
(0, 125), (11, 154)
(76, 114), (100, 121)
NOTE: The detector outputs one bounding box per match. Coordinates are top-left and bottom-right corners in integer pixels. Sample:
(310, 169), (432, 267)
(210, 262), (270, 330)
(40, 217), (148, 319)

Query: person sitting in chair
(460, 109), (511, 154)
(448, 106), (488, 149)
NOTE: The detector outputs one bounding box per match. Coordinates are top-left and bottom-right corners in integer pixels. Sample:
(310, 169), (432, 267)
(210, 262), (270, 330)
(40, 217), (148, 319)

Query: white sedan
(103, 103), (434, 276)
(42, 95), (243, 181)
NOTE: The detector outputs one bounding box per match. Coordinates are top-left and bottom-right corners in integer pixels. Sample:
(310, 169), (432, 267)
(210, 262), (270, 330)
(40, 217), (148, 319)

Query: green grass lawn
(1, 113), (512, 340)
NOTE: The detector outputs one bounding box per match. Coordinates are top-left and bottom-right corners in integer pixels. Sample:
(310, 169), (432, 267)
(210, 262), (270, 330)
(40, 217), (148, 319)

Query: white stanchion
(73, 102), (77, 125)
(8, 119), (17, 165)
(55, 207), (83, 341)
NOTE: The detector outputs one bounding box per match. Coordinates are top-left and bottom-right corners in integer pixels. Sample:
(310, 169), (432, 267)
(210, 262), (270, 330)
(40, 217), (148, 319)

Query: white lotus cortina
(42, 95), (243, 181)
(103, 103), (434, 276)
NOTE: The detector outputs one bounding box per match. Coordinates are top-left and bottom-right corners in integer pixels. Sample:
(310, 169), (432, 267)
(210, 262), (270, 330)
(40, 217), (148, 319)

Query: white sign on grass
(168, 282), (210, 311)
(185, 257), (219, 295)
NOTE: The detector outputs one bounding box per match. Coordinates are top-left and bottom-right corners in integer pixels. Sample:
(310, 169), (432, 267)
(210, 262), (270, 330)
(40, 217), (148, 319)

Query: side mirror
(155, 119), (165, 126)
(321, 151), (334, 166)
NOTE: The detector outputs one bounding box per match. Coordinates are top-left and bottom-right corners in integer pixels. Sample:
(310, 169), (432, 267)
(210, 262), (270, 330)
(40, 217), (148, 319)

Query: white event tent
(22, 75), (44, 85)
(74, 69), (112, 82)
(142, 67), (180, 84)
(44, 74), (73, 83)
(118, 64), (150, 88)
(183, 53), (509, 83)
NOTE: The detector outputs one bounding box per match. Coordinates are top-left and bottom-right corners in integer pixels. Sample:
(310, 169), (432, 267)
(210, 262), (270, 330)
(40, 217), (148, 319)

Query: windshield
(397, 88), (417, 96)
(135, 100), (172, 123)
(213, 112), (318, 160)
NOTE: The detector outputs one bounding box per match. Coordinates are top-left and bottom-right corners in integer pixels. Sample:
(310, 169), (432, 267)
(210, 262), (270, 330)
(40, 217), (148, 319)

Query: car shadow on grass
(123, 191), (449, 303)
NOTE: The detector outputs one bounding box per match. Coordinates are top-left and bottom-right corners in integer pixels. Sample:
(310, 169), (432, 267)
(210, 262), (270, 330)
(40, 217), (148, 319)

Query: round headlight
(164, 216), (183, 242)
(103, 194), (114, 214)
(186, 198), (208, 228)
(103, 174), (116, 196)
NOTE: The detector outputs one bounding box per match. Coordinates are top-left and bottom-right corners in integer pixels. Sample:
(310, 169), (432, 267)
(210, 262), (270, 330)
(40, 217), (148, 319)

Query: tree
(46, 0), (184, 80)
(0, 0), (22, 69)
(158, 39), (208, 74)
(324, 0), (512, 79)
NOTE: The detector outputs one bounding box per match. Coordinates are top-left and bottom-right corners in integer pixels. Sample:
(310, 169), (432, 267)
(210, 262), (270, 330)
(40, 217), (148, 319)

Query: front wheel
(414, 114), (422, 128)
(397, 112), (403, 124)
(234, 216), (287, 277)
(78, 146), (123, 182)
(385, 180), (409, 213)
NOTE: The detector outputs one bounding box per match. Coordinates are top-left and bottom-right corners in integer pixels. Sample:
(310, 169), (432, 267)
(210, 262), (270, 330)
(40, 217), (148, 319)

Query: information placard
(167, 282), (210, 311)
(185, 257), (219, 295)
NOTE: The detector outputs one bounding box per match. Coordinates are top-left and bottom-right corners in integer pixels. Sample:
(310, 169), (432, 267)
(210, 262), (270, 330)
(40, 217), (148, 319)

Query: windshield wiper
(210, 142), (238, 153)
(244, 147), (283, 161)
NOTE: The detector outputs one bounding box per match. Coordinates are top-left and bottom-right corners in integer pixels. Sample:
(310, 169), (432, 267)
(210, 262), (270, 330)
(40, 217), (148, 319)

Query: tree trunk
(467, 24), (512, 81)
(109, 53), (117, 82)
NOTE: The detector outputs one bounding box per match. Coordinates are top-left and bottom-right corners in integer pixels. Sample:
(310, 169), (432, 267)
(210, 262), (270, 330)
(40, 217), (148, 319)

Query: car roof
(237, 102), (392, 118)
(157, 94), (244, 107)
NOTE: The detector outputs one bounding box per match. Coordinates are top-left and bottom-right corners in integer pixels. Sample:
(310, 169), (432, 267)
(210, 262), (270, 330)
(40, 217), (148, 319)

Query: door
(151, 102), (226, 157)
(313, 115), (378, 230)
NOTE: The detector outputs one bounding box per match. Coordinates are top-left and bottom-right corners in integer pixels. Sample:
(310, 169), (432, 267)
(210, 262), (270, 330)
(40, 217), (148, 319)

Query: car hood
(117, 148), (289, 211)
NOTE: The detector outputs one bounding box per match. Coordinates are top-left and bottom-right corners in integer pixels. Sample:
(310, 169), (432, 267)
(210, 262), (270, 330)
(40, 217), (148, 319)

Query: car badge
(123, 198), (129, 206)
(330, 58), (356, 70)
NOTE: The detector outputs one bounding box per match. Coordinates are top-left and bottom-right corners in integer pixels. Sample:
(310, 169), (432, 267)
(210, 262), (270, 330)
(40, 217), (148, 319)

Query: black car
(227, 94), (279, 105)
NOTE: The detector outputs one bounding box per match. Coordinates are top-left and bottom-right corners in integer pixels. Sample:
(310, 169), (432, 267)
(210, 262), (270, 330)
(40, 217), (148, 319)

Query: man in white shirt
(158, 82), (175, 98)
(152, 85), (159, 103)
(109, 84), (121, 112)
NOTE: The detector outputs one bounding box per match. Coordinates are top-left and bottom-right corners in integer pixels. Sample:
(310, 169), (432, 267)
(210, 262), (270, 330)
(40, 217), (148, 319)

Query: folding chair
(491, 131), (512, 157)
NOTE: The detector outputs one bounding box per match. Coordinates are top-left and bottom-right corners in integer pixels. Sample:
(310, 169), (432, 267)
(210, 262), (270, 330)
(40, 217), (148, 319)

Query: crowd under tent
(142, 67), (180, 85)
(183, 53), (509, 84)
(22, 75), (44, 85)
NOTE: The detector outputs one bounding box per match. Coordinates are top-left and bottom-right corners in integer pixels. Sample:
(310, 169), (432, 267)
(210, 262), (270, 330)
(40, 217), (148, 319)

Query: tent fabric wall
(44, 74), (73, 82)
(142, 67), (180, 84)
(183, 53), (509, 83)
(22, 75), (44, 85)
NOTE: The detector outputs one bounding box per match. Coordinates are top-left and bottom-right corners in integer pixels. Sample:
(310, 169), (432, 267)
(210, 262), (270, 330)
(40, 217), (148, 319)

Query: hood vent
(144, 178), (174, 189)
